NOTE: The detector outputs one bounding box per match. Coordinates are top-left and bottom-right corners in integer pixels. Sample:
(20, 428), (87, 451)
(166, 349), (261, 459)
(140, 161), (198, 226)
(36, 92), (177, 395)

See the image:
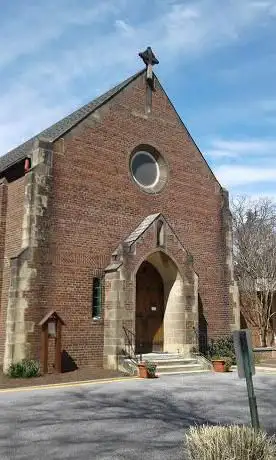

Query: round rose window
(131, 151), (160, 188)
(129, 145), (168, 194)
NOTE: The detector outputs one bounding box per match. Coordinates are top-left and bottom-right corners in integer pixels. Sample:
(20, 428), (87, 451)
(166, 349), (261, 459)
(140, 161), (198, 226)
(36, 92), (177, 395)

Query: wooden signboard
(38, 310), (65, 374)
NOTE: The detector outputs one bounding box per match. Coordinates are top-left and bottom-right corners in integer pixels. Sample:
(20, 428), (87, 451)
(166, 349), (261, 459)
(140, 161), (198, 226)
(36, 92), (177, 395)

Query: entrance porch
(103, 213), (199, 371)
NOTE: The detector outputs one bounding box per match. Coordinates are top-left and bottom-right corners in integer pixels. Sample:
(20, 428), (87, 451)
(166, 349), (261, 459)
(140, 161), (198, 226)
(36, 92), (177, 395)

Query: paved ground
(0, 371), (275, 460)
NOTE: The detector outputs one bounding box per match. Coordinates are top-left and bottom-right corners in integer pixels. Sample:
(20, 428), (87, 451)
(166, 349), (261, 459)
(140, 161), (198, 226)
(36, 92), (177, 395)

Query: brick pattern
(0, 177), (25, 363)
(23, 73), (231, 369)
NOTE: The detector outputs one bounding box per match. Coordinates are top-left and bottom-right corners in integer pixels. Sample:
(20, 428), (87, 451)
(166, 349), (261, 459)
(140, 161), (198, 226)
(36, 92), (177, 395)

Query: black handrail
(122, 326), (140, 363)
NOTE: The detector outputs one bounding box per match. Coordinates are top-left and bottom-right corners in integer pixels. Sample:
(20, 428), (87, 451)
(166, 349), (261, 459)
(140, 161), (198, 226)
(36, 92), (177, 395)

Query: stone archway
(103, 213), (199, 370)
(139, 251), (190, 355)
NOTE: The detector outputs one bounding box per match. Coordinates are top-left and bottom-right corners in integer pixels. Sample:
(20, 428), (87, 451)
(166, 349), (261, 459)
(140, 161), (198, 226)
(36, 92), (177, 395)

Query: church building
(0, 48), (239, 373)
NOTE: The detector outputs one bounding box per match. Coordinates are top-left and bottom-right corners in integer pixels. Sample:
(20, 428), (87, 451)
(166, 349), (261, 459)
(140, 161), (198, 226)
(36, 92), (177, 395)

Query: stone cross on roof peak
(138, 47), (159, 89)
(139, 47), (159, 66)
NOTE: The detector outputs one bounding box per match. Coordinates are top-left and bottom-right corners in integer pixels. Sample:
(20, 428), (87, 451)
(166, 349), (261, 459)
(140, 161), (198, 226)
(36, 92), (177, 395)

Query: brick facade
(0, 71), (239, 371)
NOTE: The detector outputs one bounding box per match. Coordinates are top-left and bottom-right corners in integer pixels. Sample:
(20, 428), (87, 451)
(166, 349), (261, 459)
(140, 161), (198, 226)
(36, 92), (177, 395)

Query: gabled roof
(0, 68), (145, 175)
(105, 212), (192, 273)
(38, 309), (65, 326)
(124, 213), (161, 246)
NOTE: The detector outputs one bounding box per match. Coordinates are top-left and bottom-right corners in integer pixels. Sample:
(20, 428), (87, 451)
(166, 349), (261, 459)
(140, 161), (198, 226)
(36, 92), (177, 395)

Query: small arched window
(156, 220), (164, 247)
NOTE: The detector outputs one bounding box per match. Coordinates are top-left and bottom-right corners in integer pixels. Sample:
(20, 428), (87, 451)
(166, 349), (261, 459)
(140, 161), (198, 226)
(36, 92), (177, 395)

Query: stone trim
(3, 139), (53, 372)
(221, 188), (240, 331)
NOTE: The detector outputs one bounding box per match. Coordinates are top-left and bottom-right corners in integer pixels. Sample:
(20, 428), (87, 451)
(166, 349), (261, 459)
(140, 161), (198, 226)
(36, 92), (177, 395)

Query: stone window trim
(129, 144), (168, 194)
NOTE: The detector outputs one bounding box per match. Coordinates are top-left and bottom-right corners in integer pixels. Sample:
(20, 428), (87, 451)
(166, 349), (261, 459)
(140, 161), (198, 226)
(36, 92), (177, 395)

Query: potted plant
(137, 360), (157, 378)
(212, 356), (232, 372)
(206, 336), (235, 372)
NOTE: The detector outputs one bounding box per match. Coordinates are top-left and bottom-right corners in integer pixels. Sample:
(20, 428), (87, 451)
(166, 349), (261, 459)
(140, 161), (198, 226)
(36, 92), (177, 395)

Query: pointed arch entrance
(135, 260), (164, 353)
(103, 213), (199, 370)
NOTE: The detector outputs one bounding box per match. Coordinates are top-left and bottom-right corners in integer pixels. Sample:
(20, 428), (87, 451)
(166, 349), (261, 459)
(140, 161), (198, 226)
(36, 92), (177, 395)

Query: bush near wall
(8, 359), (40, 378)
(205, 336), (236, 365)
(185, 425), (276, 460)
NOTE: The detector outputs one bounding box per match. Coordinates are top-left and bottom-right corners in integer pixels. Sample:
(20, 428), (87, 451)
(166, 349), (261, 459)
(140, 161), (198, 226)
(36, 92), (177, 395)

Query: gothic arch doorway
(135, 260), (164, 353)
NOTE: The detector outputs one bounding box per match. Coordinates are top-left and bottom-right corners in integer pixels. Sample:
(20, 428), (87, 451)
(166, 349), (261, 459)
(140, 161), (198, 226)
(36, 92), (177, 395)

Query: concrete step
(136, 352), (208, 375)
(153, 359), (198, 367)
(139, 353), (192, 361)
(156, 363), (204, 374)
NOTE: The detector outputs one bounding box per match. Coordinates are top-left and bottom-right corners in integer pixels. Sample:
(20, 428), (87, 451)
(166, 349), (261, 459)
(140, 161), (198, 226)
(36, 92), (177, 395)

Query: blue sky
(0, 0), (275, 198)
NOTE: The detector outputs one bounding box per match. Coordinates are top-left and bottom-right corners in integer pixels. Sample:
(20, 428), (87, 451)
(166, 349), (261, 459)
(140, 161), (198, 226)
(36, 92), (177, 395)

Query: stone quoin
(0, 48), (240, 373)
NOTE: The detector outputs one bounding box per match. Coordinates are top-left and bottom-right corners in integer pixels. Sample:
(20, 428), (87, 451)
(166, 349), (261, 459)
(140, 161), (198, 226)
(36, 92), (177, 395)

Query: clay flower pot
(212, 359), (226, 372)
(137, 363), (149, 378)
(137, 361), (157, 378)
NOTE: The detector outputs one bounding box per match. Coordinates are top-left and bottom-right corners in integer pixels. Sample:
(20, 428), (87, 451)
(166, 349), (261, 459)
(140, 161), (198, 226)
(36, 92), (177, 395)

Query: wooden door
(135, 261), (164, 354)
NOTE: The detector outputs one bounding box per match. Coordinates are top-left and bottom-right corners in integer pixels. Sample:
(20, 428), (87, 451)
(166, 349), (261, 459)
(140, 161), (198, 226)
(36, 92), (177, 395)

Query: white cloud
(0, 1), (119, 69)
(214, 165), (276, 187)
(0, 0), (275, 154)
(207, 138), (276, 158)
(114, 20), (134, 36)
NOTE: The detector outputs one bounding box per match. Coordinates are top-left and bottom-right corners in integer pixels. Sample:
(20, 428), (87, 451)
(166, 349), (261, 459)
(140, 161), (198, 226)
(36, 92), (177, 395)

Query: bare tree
(231, 196), (276, 347)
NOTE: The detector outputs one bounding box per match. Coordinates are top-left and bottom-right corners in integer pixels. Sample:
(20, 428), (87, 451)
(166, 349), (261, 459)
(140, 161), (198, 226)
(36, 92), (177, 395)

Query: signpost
(233, 329), (260, 430)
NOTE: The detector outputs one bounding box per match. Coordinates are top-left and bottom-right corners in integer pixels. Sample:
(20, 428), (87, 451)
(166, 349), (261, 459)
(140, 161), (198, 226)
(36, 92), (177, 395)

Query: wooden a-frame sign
(38, 310), (65, 374)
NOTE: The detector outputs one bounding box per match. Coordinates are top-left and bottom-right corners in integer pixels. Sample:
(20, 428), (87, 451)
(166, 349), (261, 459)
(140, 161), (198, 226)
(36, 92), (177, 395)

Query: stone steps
(156, 363), (204, 374)
(138, 352), (208, 375)
(139, 353), (196, 362)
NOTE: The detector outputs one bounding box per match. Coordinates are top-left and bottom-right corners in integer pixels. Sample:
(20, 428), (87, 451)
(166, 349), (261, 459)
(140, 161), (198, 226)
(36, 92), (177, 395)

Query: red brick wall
(31, 74), (230, 368)
(0, 177), (25, 363)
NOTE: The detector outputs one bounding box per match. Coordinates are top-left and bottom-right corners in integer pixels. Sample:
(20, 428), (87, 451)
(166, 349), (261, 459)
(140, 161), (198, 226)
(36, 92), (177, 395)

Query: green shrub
(206, 336), (236, 365)
(186, 425), (276, 460)
(8, 359), (40, 378)
(222, 356), (232, 371)
(144, 360), (157, 377)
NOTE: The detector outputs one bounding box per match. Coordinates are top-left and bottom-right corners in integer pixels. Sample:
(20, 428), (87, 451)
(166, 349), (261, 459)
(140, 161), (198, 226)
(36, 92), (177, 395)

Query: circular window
(131, 151), (159, 188)
(129, 145), (168, 194)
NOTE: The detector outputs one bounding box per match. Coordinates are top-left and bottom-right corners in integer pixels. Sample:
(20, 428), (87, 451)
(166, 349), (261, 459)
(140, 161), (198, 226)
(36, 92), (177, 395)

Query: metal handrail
(122, 326), (139, 363)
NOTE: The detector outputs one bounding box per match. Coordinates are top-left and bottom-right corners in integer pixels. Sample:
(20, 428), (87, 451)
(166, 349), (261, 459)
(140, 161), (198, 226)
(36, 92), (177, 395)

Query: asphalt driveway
(0, 372), (275, 459)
